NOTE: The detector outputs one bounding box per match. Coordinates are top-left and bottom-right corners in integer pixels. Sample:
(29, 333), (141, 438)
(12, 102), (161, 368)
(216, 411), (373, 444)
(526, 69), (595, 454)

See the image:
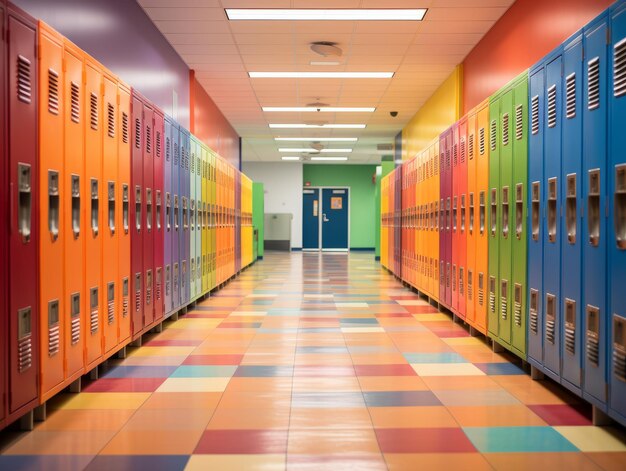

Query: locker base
(592, 406), (613, 426)
(34, 403), (46, 422)
(170, 311), (180, 322)
(69, 377), (82, 393)
(152, 322), (163, 333)
(89, 366), (99, 381)
(117, 347), (127, 360)
(19, 411), (34, 432)
(469, 326), (480, 337)
(492, 340), (505, 353)
(130, 337), (142, 348)
(530, 365), (545, 380)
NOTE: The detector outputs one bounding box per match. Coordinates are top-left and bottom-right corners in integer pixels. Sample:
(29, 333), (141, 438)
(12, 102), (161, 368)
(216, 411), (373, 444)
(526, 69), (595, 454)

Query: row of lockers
(0, 3), (255, 429)
(381, 0), (626, 426)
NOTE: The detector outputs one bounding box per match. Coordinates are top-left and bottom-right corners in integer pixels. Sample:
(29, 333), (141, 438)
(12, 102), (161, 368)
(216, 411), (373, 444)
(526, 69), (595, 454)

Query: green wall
(252, 182), (264, 258)
(303, 164), (377, 249)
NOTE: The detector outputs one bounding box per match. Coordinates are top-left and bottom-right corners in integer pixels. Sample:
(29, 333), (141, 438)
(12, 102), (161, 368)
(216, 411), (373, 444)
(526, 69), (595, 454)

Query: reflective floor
(1, 252), (626, 470)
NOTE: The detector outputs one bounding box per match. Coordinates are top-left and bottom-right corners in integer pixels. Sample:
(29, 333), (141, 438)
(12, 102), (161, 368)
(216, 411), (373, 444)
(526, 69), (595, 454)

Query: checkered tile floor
(1, 252), (626, 470)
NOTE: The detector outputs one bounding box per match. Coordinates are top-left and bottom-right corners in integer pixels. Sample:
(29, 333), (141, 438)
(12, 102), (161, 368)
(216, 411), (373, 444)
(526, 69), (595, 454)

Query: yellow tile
(442, 337), (485, 346)
(156, 377), (231, 393)
(54, 392), (151, 410)
(553, 426), (626, 452)
(185, 454), (286, 471)
(128, 346), (197, 357)
(2, 430), (116, 455)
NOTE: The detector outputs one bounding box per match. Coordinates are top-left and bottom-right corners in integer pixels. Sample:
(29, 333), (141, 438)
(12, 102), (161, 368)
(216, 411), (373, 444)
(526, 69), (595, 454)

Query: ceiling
(137, 0), (515, 164)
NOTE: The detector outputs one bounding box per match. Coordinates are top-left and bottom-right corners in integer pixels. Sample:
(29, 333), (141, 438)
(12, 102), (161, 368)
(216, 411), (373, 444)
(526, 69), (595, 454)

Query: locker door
(528, 65), (545, 370)
(439, 131), (447, 305)
(458, 118), (468, 319)
(171, 121), (180, 310)
(451, 123), (459, 314)
(142, 100), (154, 329)
(117, 83), (131, 344)
(101, 72), (119, 355)
(181, 128), (190, 305)
(488, 95), (501, 340)
(153, 109), (164, 323)
(196, 140), (202, 295)
(201, 144), (208, 294)
(582, 13), (609, 408)
(543, 53), (563, 379)
(211, 152), (217, 289)
(432, 140), (440, 301)
(466, 111), (477, 325)
(610, 1), (626, 423)
(164, 116), (172, 316)
(0, 0), (6, 427)
(561, 34), (584, 392)
(189, 136), (197, 301)
(130, 94), (143, 335)
(38, 23), (64, 400)
(476, 101), (490, 333)
(445, 130), (453, 308)
(8, 6), (39, 414)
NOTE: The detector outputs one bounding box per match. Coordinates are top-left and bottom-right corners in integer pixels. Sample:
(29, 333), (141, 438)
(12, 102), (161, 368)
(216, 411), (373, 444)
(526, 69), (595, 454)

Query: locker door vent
(588, 57), (600, 110)
(547, 85), (557, 128)
(502, 113), (509, 147)
(530, 289), (539, 335)
(545, 293), (556, 345)
(122, 112), (129, 143)
(478, 273), (484, 307)
(17, 307), (33, 372)
(146, 270), (152, 306)
(490, 120), (497, 151)
(17, 55), (32, 104)
(613, 315), (626, 382)
(134, 118), (141, 149)
(107, 282), (115, 325)
(156, 132), (161, 158)
(500, 279), (508, 320)
(90, 92), (98, 130)
(70, 82), (80, 123)
(566, 73), (576, 119)
(613, 38), (626, 97)
(479, 127), (485, 155)
(135, 273), (142, 313)
(174, 263), (179, 293)
(48, 300), (60, 357)
(460, 137), (466, 164)
(146, 126), (152, 154)
(564, 299), (576, 356)
(469, 134), (474, 160)
(514, 283), (522, 327)
(166, 265), (171, 297)
(489, 276), (496, 314)
(70, 293), (81, 344)
(191, 153), (195, 174)
(586, 305), (600, 365)
(166, 137), (171, 162)
(452, 264), (457, 293)
(107, 103), (115, 138)
(156, 268), (162, 301)
(531, 95), (539, 135)
(468, 270), (473, 301)
(48, 69), (60, 115)
(459, 267), (464, 296)
(515, 105), (523, 140)
(90, 287), (99, 334)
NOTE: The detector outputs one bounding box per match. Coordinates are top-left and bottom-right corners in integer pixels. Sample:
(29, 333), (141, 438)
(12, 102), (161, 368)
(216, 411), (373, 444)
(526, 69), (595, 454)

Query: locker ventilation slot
(490, 120), (496, 151)
(156, 132), (162, 158)
(166, 137), (171, 162)
(515, 105), (523, 140)
(71, 293), (81, 345)
(613, 315), (626, 382)
(489, 276), (496, 314)
(531, 95), (539, 135)
(48, 300), (60, 357)
(156, 268), (162, 301)
(107, 103), (115, 138)
(146, 270), (152, 306)
(460, 138), (466, 164)
(135, 118), (141, 149)
(586, 306), (600, 366)
(545, 294), (556, 345)
(566, 73), (576, 119)
(166, 265), (171, 297)
(478, 273), (484, 306)
(459, 268), (464, 296)
(547, 85), (557, 128)
(502, 113), (509, 146)
(17, 55), (32, 104)
(479, 128), (485, 155)
(90, 288), (99, 334)
(71, 82), (80, 123)
(17, 307), (33, 372)
(588, 57), (600, 110)
(135, 274), (142, 313)
(564, 299), (576, 356)
(614, 38), (626, 97)
(513, 283), (522, 327)
(122, 278), (129, 318)
(90, 92), (98, 130)
(146, 126), (152, 154)
(48, 69), (60, 115)
(469, 134), (474, 159)
(122, 112), (129, 143)
(530, 289), (538, 335)
(500, 280), (508, 320)
(468, 271), (473, 301)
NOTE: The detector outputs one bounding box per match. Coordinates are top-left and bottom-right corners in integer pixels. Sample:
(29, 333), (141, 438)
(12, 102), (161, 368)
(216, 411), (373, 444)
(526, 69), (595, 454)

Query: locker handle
(156, 190), (162, 231)
(479, 191), (485, 236)
(547, 177), (557, 243)
(490, 188), (497, 237)
(588, 170), (600, 247)
(91, 179), (99, 236)
(183, 197), (188, 230)
(532, 181), (540, 241)
(502, 187), (510, 239)
(469, 193), (474, 235)
(166, 193), (171, 232)
(135, 186), (142, 233)
(122, 184), (129, 234)
(71, 174), (81, 239)
(146, 188), (152, 232)
(515, 183), (523, 240)
(461, 194), (466, 233)
(445, 197), (450, 231)
(48, 170), (60, 241)
(108, 181), (115, 234)
(615, 164), (626, 249)
(190, 200), (195, 231)
(174, 196), (179, 231)
(566, 174), (577, 245)
(452, 196), (457, 232)
(17, 163), (32, 243)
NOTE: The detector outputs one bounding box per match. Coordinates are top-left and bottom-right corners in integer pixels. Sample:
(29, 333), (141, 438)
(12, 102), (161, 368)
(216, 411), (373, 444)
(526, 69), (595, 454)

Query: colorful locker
(181, 127), (191, 305)
(582, 12), (609, 410)
(130, 92), (143, 336)
(444, 130), (452, 308)
(0, 0), (6, 429)
(466, 110), (477, 326)
(451, 123), (460, 314)
(38, 22), (65, 401)
(101, 69), (119, 356)
(171, 120), (180, 311)
(561, 32), (584, 393)
(438, 130), (448, 306)
(609, 0), (626, 424)
(117, 82), (131, 345)
(141, 95), (154, 332)
(487, 94), (501, 341)
(511, 74), (529, 358)
(475, 100), (490, 334)
(7, 3), (40, 420)
(195, 139), (202, 296)
(189, 135), (198, 301)
(235, 171), (241, 274)
(432, 139), (440, 302)
(201, 143), (208, 294)
(210, 151), (216, 290)
(153, 109), (164, 323)
(458, 117), (468, 319)
(164, 116), (173, 316)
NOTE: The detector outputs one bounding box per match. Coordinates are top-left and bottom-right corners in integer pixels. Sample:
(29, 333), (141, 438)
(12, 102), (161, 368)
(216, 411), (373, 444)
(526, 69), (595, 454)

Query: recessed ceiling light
(250, 72), (393, 79)
(279, 148), (353, 153)
(263, 107), (375, 113)
(310, 156), (349, 161)
(281, 156), (301, 161)
(275, 137), (358, 142)
(310, 61), (341, 66)
(225, 9), (427, 21)
(269, 124), (366, 129)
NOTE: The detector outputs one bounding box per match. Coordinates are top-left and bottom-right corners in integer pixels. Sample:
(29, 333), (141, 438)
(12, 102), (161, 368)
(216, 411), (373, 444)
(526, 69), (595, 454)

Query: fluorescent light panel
(226, 9), (427, 21)
(278, 148), (353, 153)
(250, 71), (393, 79)
(269, 124), (366, 129)
(310, 156), (349, 161)
(263, 107), (375, 113)
(281, 156), (301, 161)
(275, 137), (358, 142)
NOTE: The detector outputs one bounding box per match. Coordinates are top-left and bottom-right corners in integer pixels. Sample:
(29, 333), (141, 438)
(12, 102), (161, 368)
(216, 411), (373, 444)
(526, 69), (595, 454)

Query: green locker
(511, 74), (529, 358)
(488, 94), (501, 339)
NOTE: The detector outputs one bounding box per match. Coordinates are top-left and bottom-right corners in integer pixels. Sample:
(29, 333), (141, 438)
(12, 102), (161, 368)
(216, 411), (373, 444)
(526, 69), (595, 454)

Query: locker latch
(91, 179), (99, 236)
(108, 181), (115, 234)
(17, 163), (32, 243)
(48, 170), (60, 241)
(72, 174), (81, 239)
(615, 164), (626, 249)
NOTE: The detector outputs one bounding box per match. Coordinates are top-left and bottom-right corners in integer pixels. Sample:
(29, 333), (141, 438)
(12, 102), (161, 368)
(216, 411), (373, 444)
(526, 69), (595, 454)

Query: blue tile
(102, 365), (178, 379)
(364, 391), (442, 407)
(403, 352), (468, 364)
(340, 318), (379, 325)
(171, 365), (238, 378)
(292, 392), (365, 408)
(0, 455), (94, 471)
(474, 362), (526, 375)
(463, 426), (579, 453)
(233, 365), (294, 377)
(86, 455), (190, 471)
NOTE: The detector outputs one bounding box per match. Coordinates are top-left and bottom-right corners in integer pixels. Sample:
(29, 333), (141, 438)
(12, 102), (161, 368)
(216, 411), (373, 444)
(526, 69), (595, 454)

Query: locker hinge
(117, 94), (120, 105)
(37, 43), (42, 60)
(101, 82), (105, 95)
(82, 69), (86, 85)
(607, 26), (611, 44)
(62, 57), (66, 73)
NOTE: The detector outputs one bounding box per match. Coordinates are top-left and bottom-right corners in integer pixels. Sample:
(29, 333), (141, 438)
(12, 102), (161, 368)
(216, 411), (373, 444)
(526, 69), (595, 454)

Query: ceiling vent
(310, 42), (343, 57)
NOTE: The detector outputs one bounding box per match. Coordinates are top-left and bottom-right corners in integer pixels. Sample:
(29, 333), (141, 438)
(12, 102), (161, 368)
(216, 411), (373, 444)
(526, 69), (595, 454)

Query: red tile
(405, 306), (440, 314)
(375, 428), (477, 453)
(194, 429), (288, 454)
(82, 378), (166, 393)
(354, 364), (417, 377)
(527, 404), (592, 426)
(183, 355), (244, 366)
(185, 313), (228, 318)
(144, 339), (202, 347)
(294, 366), (356, 377)
(433, 329), (470, 338)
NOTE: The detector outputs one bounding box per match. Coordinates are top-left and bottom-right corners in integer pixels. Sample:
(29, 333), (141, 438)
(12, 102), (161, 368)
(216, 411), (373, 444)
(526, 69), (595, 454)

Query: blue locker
(582, 12), (609, 411)
(528, 64), (545, 370)
(164, 116), (173, 316)
(171, 121), (180, 311)
(181, 127), (191, 306)
(543, 50), (563, 381)
(609, 1), (626, 425)
(561, 32), (584, 394)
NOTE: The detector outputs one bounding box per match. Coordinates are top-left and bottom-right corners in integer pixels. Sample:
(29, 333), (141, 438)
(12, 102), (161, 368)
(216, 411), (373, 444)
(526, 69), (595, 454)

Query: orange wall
(190, 70), (240, 168)
(462, 0), (614, 113)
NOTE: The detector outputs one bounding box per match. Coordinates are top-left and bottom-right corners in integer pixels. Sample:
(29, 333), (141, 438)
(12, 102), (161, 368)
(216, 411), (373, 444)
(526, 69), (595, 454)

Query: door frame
(302, 186), (350, 252)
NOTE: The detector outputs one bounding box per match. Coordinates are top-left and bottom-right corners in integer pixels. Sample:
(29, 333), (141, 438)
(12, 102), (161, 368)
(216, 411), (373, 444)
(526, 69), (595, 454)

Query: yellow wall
(401, 65), (463, 161)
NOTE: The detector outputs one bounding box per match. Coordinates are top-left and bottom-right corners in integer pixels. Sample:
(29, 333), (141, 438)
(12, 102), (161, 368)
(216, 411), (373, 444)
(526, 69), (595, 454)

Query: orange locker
(83, 55), (103, 370)
(62, 39), (85, 380)
(38, 22), (65, 401)
(102, 70), (119, 355)
(431, 139), (440, 301)
(117, 83), (132, 345)
(475, 99), (490, 333)
(466, 108), (478, 326)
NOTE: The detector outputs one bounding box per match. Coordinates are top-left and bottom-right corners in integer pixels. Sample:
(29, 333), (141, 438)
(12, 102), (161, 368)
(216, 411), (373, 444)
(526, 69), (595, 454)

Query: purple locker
(153, 108), (164, 323)
(164, 116), (173, 316)
(141, 95), (154, 330)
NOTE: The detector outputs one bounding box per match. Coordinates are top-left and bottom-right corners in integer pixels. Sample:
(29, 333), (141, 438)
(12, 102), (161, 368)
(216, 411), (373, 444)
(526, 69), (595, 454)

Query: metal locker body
(101, 72), (119, 355)
(7, 4), (39, 415)
(444, 130), (453, 308)
(210, 152), (217, 290)
(236, 171), (241, 274)
(458, 117), (468, 320)
(488, 94), (501, 340)
(451, 122), (460, 314)
(117, 83), (131, 344)
(38, 23), (65, 400)
(438, 130), (448, 306)
(180, 128), (191, 305)
(189, 135), (198, 301)
(171, 120), (180, 310)
(432, 139), (440, 301)
(130, 93), (143, 336)
(195, 139), (202, 296)
(511, 74), (529, 358)
(153, 109), (164, 323)
(466, 110), (477, 326)
(163, 116), (173, 316)
(561, 33), (584, 392)
(201, 144), (208, 294)
(0, 0), (6, 428)
(141, 98), (154, 329)
(475, 100), (490, 334)
(582, 13), (609, 408)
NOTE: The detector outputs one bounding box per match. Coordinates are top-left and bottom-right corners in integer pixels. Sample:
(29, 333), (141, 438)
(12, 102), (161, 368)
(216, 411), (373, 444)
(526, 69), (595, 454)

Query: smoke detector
(306, 101), (330, 112)
(310, 142), (325, 151)
(310, 42), (343, 57)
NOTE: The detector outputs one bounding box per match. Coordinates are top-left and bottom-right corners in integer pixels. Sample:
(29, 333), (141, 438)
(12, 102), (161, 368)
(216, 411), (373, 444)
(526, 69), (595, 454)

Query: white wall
(242, 162), (303, 248)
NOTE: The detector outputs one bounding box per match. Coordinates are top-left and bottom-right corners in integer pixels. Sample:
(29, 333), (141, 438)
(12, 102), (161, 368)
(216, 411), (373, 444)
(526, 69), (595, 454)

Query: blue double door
(303, 188), (349, 250)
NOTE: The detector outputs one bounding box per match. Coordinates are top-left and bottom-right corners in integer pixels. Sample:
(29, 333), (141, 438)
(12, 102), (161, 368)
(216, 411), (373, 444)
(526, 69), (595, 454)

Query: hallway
(1, 252), (625, 470)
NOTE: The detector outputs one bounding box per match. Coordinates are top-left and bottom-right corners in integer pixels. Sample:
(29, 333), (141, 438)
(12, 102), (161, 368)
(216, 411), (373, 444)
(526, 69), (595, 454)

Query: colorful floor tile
(1, 252), (625, 470)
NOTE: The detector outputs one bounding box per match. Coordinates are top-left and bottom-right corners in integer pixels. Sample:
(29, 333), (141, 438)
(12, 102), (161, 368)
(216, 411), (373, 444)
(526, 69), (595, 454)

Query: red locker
(0, 0), (7, 429)
(130, 93), (143, 338)
(466, 109), (478, 326)
(141, 96), (154, 330)
(458, 117), (468, 319)
(83, 55), (103, 370)
(451, 123), (460, 315)
(153, 108), (164, 323)
(7, 3), (39, 419)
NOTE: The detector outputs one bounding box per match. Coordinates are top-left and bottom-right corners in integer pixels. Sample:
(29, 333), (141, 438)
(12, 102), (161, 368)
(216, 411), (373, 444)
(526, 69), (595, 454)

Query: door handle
(323, 213), (329, 222)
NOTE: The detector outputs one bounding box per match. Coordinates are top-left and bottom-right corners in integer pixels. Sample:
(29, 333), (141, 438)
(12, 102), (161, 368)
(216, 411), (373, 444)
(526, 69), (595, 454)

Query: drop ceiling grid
(138, 0), (514, 162)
